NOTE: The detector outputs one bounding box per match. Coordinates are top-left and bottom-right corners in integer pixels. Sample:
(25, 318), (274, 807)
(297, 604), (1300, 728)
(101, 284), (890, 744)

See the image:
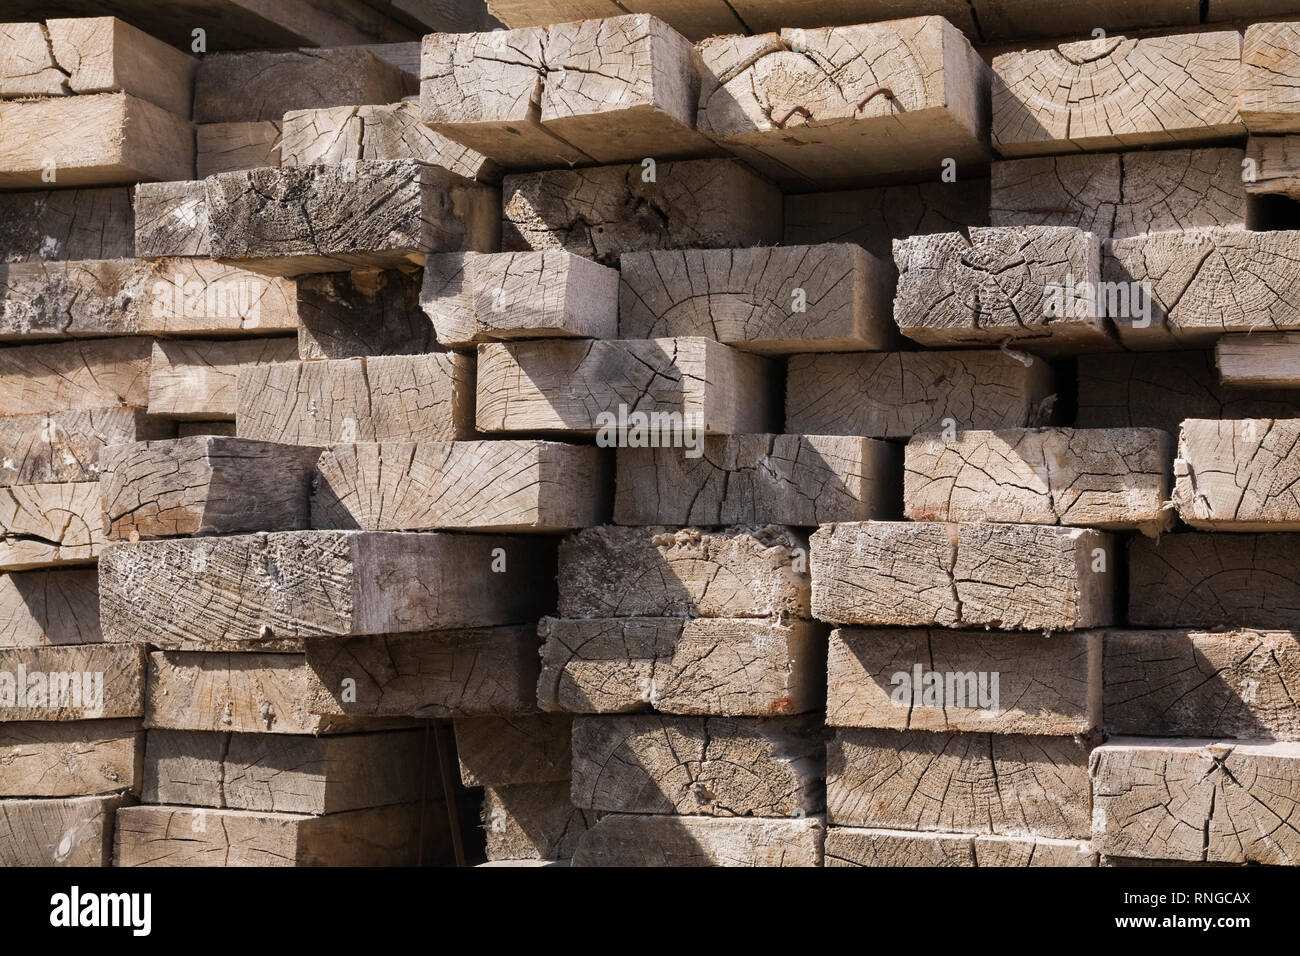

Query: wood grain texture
(1245, 135), (1300, 199)
(825, 827), (1096, 866)
(0, 569), (101, 648)
(1172, 418), (1300, 530)
(0, 481), (106, 570)
(0, 718), (142, 797)
(133, 180), (210, 258)
(149, 337), (297, 421)
(571, 813), (824, 866)
(45, 16), (197, 117)
(0, 186), (134, 263)
(0, 408), (170, 486)
(1241, 22), (1300, 133)
(455, 714), (572, 786)
(298, 269), (435, 360)
(0, 643), (145, 720)
(0, 793), (127, 866)
(196, 122), (281, 177)
(0, 339), (151, 417)
(482, 782), (595, 862)
(1215, 332), (1300, 388)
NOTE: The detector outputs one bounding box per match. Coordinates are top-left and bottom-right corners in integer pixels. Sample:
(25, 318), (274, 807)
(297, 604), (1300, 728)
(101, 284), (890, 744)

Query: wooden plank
(1129, 533), (1300, 630)
(990, 149), (1248, 238)
(0, 481), (106, 570)
(537, 616), (825, 716)
(312, 440), (610, 532)
(811, 521), (1115, 630)
(828, 727), (1092, 838)
(193, 47), (405, 123)
(0, 93), (193, 189)
(280, 104), (499, 182)
(618, 244), (895, 353)
(0, 719), (143, 797)
(0, 22), (68, 98)
(196, 122), (282, 177)
(45, 16), (197, 118)
(484, 0), (744, 41)
(785, 350), (1054, 440)
(0, 338), (151, 417)
(0, 186), (134, 262)
(0, 644), (145, 720)
(1091, 738), (1300, 865)
(0, 569), (101, 648)
(904, 427), (1172, 534)
(305, 626), (542, 718)
(482, 782), (595, 862)
(475, 338), (778, 435)
(455, 715), (572, 786)
(205, 160), (499, 276)
(1, 259), (299, 339)
(0, 408), (170, 485)
(100, 436), (321, 540)
(149, 337), (297, 421)
(422, 251), (618, 348)
(1245, 135), (1300, 199)
(1216, 332), (1300, 388)
(1104, 629), (1300, 740)
(613, 434), (900, 527)
(824, 828), (1096, 866)
(502, 159), (782, 266)
(1172, 418), (1300, 530)
(143, 728), (425, 813)
(236, 353), (475, 444)
(0, 793), (127, 867)
(298, 269), (435, 360)
(974, 834), (1097, 866)
(992, 32), (1242, 156)
(571, 814), (824, 866)
(827, 627), (1100, 734)
(133, 181), (210, 258)
(558, 524), (810, 619)
(1241, 22), (1300, 134)
(101, 531), (558, 644)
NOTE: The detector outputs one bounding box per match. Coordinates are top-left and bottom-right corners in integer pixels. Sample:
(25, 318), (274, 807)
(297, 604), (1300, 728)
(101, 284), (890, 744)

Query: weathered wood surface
(205, 161), (499, 276)
(484, 0), (743, 43)
(0, 339), (151, 417)
(482, 783), (595, 862)
(149, 337), (297, 421)
(571, 813), (825, 867)
(894, 227), (1114, 354)
(422, 251), (618, 348)
(306, 626), (543, 719)
(1215, 333), (1300, 388)
(697, 17), (990, 190)
(1078, 350), (1300, 436)
(558, 525), (810, 619)
(571, 714), (822, 816)
(1105, 629), (1300, 740)
(618, 244), (895, 353)
(101, 531), (557, 644)
(0, 21), (69, 98)
(502, 159), (782, 266)
(0, 258), (298, 339)
(1245, 135), (1300, 199)
(0, 481), (106, 570)
(0, 408), (169, 485)
(614, 434), (900, 527)
(1091, 738), (1300, 865)
(904, 428), (1172, 534)
(1129, 533), (1300, 629)
(824, 827), (1096, 866)
(786, 350), (1054, 440)
(990, 149), (1248, 238)
(312, 440), (610, 532)
(237, 353), (475, 444)
(0, 793), (128, 867)
(455, 715), (572, 786)
(133, 180), (210, 258)
(0, 186), (134, 263)
(1172, 418), (1300, 530)
(101, 436), (321, 540)
(0, 93), (194, 189)
(537, 616), (825, 716)
(0, 644), (145, 720)
(992, 32), (1243, 156)
(0, 569), (101, 648)
(1241, 22), (1300, 133)
(280, 103), (498, 182)
(114, 803), (436, 866)
(827, 627), (1100, 734)
(476, 338), (777, 436)
(143, 728), (425, 813)
(196, 122), (281, 177)
(298, 269), (435, 360)
(812, 521), (1115, 630)
(193, 48), (405, 123)
(828, 727), (1092, 838)
(0, 718), (142, 797)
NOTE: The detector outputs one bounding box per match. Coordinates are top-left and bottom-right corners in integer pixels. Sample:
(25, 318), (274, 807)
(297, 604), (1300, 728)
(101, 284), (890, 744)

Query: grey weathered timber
(0, 186), (134, 262)
(1091, 738), (1300, 865)
(1241, 22), (1300, 133)
(0, 569), (101, 648)
(0, 408), (170, 485)
(312, 440), (610, 532)
(298, 269), (436, 360)
(0, 719), (142, 797)
(904, 428), (1172, 534)
(475, 338), (777, 436)
(501, 159), (782, 266)
(100, 436), (321, 540)
(558, 525), (810, 619)
(827, 727), (1092, 839)
(0, 793), (128, 866)
(827, 628), (1101, 734)
(196, 122), (281, 177)
(455, 715), (572, 786)
(1245, 135), (1300, 199)
(786, 350), (1054, 440)
(149, 338), (297, 421)
(614, 434), (900, 527)
(618, 244), (896, 353)
(1216, 333), (1300, 388)
(0, 644), (145, 721)
(484, 1), (744, 41)
(0, 339), (151, 417)
(824, 827), (1096, 866)
(0, 481), (106, 570)
(133, 180), (210, 258)
(422, 251), (618, 348)
(482, 783), (595, 862)
(571, 814), (824, 867)
(811, 521), (1114, 630)
(237, 353), (475, 444)
(537, 616), (825, 716)
(1172, 418), (1300, 530)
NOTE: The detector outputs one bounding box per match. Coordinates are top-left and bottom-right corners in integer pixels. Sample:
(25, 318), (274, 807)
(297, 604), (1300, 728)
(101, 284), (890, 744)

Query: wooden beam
(1216, 332), (1300, 389)
(0, 644), (145, 720)
(298, 269), (435, 360)
(0, 719), (143, 797)
(572, 814), (824, 866)
(1241, 22), (1300, 134)
(196, 122), (282, 177)
(454, 715), (572, 786)
(149, 337), (297, 420)
(133, 180), (210, 258)
(0, 186), (134, 262)
(0, 481), (106, 569)
(0, 408), (170, 485)
(0, 569), (102, 648)
(0, 793), (127, 866)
